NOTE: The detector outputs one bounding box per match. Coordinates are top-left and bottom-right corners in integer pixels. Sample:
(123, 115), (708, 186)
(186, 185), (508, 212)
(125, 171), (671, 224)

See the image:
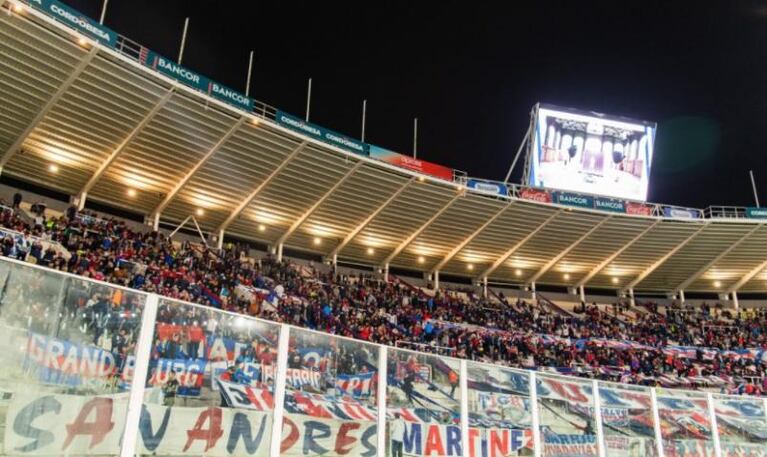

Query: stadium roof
(1, 4), (766, 295)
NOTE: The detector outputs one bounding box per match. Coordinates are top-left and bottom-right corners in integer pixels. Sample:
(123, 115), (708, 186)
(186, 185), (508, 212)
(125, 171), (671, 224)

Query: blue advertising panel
(594, 196), (626, 213)
(276, 110), (369, 155)
(467, 179), (508, 197)
(29, 0), (118, 48)
(139, 49), (254, 111)
(746, 207), (767, 219)
(663, 207), (700, 219)
(554, 191), (594, 209)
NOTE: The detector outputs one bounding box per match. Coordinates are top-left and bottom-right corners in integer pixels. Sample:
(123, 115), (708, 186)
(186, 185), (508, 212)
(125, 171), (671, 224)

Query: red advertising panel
(626, 202), (653, 216)
(369, 145), (454, 181)
(519, 187), (552, 203)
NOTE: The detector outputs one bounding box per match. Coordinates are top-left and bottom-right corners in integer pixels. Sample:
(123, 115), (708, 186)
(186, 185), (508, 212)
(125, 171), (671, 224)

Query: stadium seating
(0, 201), (765, 395)
(2, 204), (766, 456)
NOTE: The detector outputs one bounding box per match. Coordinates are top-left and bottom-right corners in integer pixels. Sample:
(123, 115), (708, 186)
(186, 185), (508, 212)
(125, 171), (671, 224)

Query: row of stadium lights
(44, 163), (732, 287)
(45, 150), (741, 286)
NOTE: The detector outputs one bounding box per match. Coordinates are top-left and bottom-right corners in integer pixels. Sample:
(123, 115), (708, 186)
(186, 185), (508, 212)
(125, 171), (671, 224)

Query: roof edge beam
(217, 141), (307, 232)
(528, 216), (613, 284)
(77, 88), (175, 206)
(431, 201), (513, 273)
(576, 220), (661, 288)
(275, 161), (364, 246)
(674, 224), (764, 293)
(0, 46), (99, 171)
(728, 259), (767, 294)
(478, 209), (562, 280)
(623, 223), (709, 292)
(151, 117), (245, 217)
(381, 192), (462, 266)
(327, 177), (415, 260)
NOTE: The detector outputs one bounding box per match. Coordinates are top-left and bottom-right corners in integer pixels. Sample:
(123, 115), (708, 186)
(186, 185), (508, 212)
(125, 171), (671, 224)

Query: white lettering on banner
(560, 195), (588, 205)
(48, 4), (112, 42)
(324, 133), (365, 152)
(4, 392), (381, 456)
(25, 333), (115, 380)
(156, 56), (201, 84)
(262, 365), (321, 390)
(279, 115), (322, 136)
(210, 83), (250, 106)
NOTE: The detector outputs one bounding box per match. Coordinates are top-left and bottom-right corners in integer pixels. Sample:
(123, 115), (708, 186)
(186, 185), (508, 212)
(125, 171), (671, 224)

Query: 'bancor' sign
(140, 49), (254, 111)
(594, 197), (625, 213)
(554, 192), (593, 209)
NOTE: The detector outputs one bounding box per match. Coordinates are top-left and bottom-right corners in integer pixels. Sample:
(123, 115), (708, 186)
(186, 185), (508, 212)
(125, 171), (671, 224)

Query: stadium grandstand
(0, 1), (766, 457)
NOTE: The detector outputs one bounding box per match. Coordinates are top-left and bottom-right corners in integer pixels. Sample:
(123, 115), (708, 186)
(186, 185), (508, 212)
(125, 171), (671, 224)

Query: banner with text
(519, 187), (553, 203)
(275, 111), (368, 155)
(553, 191), (594, 209)
(466, 179), (509, 197)
(369, 145), (454, 181)
(29, 0), (118, 48)
(140, 49), (254, 111)
(746, 207), (767, 219)
(4, 392), (385, 456)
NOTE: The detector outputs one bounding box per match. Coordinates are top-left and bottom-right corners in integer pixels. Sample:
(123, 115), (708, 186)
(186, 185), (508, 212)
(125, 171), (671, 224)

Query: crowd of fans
(1, 195), (766, 396)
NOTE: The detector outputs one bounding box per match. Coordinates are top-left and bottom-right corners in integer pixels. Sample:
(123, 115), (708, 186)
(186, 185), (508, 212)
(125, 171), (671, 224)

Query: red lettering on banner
(334, 422), (360, 455)
(468, 428), (480, 457)
(424, 425), (445, 456)
(489, 429), (509, 457)
(183, 407), (223, 452)
(63, 398), (115, 449)
(280, 417), (300, 453)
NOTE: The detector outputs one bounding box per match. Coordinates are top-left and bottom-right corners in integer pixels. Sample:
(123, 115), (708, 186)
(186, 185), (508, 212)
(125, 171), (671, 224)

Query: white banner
(3, 392), (381, 456)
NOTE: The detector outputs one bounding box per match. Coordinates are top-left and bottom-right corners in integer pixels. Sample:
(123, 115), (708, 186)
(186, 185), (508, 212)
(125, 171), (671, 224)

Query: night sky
(66, 0), (767, 209)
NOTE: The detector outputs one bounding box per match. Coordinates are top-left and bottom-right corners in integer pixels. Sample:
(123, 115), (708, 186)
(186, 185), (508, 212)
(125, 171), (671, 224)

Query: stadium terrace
(1, 1), (767, 457)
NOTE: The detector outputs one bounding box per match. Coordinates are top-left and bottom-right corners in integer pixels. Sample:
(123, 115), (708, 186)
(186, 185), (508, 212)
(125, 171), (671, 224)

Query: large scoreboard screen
(528, 104), (656, 202)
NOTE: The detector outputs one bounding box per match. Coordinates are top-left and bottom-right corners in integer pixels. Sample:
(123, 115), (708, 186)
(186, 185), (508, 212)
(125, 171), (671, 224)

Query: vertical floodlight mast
(750, 170), (761, 207)
(245, 50), (254, 97)
(413, 117), (418, 159)
(306, 78), (312, 122)
(98, 0), (108, 24)
(178, 18), (190, 64)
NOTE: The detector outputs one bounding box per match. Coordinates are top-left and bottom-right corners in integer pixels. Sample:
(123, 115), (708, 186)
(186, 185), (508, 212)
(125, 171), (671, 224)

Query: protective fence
(0, 256), (764, 457)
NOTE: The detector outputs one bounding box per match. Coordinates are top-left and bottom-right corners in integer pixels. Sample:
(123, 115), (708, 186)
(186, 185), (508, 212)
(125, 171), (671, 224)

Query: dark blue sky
(67, 0), (767, 208)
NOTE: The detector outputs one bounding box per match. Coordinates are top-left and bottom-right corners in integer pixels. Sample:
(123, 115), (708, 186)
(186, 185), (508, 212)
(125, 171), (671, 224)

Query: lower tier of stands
(2, 256), (767, 457)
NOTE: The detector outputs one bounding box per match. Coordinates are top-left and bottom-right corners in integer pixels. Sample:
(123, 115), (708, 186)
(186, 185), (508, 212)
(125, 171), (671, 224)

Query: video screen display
(528, 104), (656, 201)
